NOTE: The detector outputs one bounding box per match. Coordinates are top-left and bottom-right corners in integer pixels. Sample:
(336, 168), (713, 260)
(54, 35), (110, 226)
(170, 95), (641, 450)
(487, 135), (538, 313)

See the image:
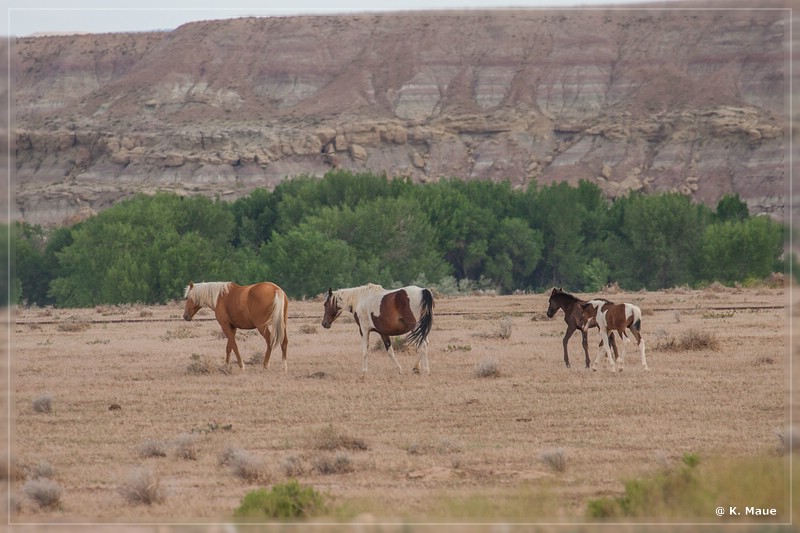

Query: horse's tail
(270, 289), (286, 351)
(631, 304), (642, 332)
(406, 288), (434, 348)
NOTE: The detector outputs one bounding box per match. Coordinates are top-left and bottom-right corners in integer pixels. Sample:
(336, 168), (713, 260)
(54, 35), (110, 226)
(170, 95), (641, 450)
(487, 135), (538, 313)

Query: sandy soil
(6, 286), (794, 527)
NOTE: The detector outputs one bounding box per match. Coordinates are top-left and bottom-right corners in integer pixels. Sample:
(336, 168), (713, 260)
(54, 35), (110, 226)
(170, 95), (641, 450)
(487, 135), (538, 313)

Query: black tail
(406, 289), (434, 348)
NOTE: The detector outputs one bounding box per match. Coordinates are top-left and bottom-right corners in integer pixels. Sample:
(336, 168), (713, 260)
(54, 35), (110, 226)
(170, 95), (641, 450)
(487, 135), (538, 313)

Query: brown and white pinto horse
(183, 281), (288, 371)
(580, 299), (648, 372)
(546, 288), (618, 368)
(322, 284), (434, 374)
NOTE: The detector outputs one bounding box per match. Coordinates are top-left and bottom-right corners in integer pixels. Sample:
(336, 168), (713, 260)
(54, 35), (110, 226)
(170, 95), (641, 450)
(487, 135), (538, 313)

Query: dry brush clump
(474, 358), (500, 378)
(312, 452), (354, 475)
(56, 318), (91, 332)
(656, 329), (720, 351)
(138, 439), (168, 458)
(219, 446), (267, 482)
(540, 448), (567, 473)
(119, 467), (167, 505)
(186, 353), (216, 375)
(312, 424), (368, 451)
(22, 477), (63, 509)
(32, 394), (53, 413)
(280, 455), (306, 477)
(174, 433), (200, 460)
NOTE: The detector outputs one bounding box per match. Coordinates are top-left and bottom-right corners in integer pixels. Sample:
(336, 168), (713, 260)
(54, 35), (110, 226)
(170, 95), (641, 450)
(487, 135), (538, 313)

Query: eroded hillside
(12, 7), (790, 226)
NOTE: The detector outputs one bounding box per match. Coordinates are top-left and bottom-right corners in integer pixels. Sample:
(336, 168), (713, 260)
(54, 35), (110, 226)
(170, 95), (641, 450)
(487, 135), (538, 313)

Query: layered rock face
(12, 8), (789, 226)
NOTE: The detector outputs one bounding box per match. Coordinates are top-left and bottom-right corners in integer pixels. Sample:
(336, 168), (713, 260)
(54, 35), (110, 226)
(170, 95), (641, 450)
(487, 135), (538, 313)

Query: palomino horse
(579, 299), (648, 372)
(183, 281), (288, 371)
(321, 284), (434, 374)
(546, 287), (618, 368)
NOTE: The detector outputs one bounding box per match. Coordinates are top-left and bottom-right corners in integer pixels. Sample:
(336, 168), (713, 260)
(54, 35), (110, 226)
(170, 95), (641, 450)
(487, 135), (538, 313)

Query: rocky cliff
(12, 7), (790, 226)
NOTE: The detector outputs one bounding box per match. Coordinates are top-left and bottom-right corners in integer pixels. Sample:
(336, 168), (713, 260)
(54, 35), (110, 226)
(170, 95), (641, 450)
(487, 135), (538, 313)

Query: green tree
(606, 193), (710, 289)
(483, 217), (544, 292)
(700, 216), (783, 283)
(306, 196), (451, 287)
(49, 194), (235, 306)
(260, 227), (366, 299)
(413, 181), (494, 280)
(525, 182), (598, 288)
(714, 193), (749, 222)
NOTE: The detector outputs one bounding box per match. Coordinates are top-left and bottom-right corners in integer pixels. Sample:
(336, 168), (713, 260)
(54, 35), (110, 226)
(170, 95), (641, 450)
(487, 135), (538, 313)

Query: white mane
(334, 283), (385, 311)
(185, 282), (232, 308)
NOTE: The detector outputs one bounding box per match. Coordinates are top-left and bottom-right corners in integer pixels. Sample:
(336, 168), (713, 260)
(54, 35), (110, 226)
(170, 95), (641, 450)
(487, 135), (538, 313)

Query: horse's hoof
(412, 367), (420, 374)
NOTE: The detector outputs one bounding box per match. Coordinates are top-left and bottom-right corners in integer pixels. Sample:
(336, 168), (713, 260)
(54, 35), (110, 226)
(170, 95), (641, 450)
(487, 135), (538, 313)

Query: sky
(5, 0), (654, 37)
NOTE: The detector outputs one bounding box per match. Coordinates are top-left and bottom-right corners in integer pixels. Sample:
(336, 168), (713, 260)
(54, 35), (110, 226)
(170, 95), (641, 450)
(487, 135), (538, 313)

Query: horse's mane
(552, 288), (581, 303)
(185, 282), (232, 308)
(334, 283), (385, 310)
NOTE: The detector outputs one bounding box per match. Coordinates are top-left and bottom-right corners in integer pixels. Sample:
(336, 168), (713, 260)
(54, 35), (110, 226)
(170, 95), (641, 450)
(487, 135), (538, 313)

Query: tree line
(10, 170), (788, 307)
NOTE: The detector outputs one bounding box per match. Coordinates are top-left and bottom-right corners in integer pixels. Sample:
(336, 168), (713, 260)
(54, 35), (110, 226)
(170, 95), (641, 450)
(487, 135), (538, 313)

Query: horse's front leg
(562, 325), (576, 368)
(225, 327), (244, 370)
(361, 330), (371, 374)
(380, 334), (403, 374)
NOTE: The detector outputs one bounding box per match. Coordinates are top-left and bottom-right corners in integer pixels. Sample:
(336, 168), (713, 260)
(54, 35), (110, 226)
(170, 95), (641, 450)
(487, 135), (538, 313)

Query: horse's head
(183, 281), (202, 321)
(546, 287), (563, 318)
(321, 288), (342, 329)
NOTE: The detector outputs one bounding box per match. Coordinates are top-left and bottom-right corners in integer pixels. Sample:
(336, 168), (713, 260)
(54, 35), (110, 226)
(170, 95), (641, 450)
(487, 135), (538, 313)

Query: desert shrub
(540, 448), (566, 473)
(312, 424), (368, 451)
(138, 439), (168, 458)
(119, 467), (167, 506)
(174, 433), (199, 460)
(30, 461), (55, 479)
(473, 358), (499, 378)
(280, 456), (306, 477)
(32, 394), (52, 413)
(656, 329), (720, 351)
(497, 316), (513, 339)
(313, 453), (354, 475)
(186, 353), (216, 375)
(23, 478), (62, 509)
(299, 324), (317, 334)
(220, 446), (266, 482)
(57, 319), (91, 332)
(233, 480), (327, 519)
(586, 453), (786, 519)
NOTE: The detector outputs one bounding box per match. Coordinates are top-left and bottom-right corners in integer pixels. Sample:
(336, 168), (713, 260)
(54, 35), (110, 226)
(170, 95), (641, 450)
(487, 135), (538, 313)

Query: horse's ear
(189, 281), (194, 289)
(327, 287), (332, 296)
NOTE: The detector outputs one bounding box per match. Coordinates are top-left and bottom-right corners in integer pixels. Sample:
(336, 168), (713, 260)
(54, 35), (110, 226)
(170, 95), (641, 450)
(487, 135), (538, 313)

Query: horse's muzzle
(321, 320), (331, 329)
(546, 310), (555, 318)
(183, 313), (191, 321)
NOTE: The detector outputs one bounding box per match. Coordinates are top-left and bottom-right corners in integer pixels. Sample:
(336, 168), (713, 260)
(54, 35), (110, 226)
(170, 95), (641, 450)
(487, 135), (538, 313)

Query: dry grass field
(6, 285), (796, 529)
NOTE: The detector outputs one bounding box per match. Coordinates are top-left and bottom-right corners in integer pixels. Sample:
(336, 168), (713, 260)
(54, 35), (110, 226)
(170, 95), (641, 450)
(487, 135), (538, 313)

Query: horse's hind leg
(261, 331), (273, 370)
(413, 339), (430, 375)
(380, 334), (403, 374)
(631, 328), (648, 371)
(580, 329), (590, 368)
(280, 332), (289, 373)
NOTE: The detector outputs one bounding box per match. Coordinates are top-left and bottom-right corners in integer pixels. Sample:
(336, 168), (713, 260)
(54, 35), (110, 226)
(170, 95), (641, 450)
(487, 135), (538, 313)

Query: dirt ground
(6, 285), (794, 527)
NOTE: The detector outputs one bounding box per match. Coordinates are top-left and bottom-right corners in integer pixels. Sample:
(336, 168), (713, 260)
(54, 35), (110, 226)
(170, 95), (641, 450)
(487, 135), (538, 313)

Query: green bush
(234, 480), (327, 519)
(586, 453), (788, 520)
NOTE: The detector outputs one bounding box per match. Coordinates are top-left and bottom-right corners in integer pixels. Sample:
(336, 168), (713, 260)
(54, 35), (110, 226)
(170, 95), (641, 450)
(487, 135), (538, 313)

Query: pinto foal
(579, 299), (648, 372)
